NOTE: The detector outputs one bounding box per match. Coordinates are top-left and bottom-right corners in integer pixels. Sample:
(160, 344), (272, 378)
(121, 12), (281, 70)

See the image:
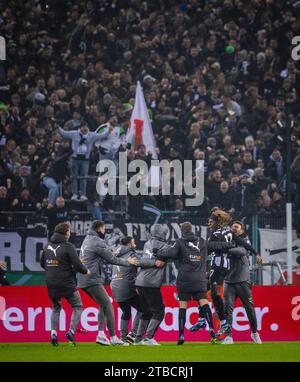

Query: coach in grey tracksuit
(224, 222), (260, 338)
(134, 224), (170, 342)
(77, 222), (136, 341)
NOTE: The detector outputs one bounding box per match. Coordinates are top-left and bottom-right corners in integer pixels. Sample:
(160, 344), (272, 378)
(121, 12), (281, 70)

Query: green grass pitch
(0, 342), (300, 362)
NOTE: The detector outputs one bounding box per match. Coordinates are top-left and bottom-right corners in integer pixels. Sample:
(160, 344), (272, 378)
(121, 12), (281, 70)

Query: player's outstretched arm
(97, 244), (132, 266)
(228, 246), (248, 257)
(136, 246), (162, 268)
(136, 257), (157, 268)
(232, 234), (258, 255)
(155, 241), (180, 260)
(207, 241), (235, 252)
(68, 244), (89, 274)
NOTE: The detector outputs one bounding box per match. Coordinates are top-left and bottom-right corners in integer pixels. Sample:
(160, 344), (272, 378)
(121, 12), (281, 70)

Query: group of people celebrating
(40, 208), (263, 347)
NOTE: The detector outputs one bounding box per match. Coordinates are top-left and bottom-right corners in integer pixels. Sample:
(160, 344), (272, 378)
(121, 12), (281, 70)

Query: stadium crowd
(0, 0), (300, 230)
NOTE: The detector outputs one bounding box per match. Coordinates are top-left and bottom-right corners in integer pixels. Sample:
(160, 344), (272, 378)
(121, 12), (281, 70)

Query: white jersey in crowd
(95, 123), (126, 154)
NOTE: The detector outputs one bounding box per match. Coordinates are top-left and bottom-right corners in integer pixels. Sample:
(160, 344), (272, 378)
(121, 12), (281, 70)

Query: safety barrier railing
(260, 261), (287, 285)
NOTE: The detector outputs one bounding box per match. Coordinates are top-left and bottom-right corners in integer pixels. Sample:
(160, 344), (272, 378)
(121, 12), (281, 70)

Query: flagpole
(286, 119), (293, 285)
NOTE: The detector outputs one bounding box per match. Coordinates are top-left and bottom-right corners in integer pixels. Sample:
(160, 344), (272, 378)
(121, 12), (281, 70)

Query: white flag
(126, 81), (157, 159)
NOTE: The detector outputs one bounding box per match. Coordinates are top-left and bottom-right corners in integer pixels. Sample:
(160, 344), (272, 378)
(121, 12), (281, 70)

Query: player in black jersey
(207, 209), (233, 336)
(190, 208), (259, 337)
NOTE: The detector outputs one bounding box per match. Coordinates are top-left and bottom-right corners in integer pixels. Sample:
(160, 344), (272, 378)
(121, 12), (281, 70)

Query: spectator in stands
(58, 121), (110, 201)
(0, 158), (11, 188)
(253, 168), (271, 192)
(233, 173), (259, 218)
(175, 198), (185, 215)
(272, 191), (286, 216)
(42, 144), (73, 206)
(257, 194), (275, 215)
(265, 149), (284, 182)
(44, 196), (69, 237)
(244, 136), (260, 161)
(232, 158), (244, 177)
(18, 166), (31, 189)
(135, 144), (153, 168)
(242, 151), (257, 173)
(12, 188), (36, 211)
(216, 181), (234, 212)
(291, 152), (300, 210)
(0, 186), (11, 211)
(0, 186), (12, 227)
(0, 0), (299, 224)
(96, 113), (126, 163)
(206, 169), (222, 197)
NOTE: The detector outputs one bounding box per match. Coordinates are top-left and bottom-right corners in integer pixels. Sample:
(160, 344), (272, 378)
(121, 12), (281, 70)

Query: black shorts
(178, 291), (207, 301)
(209, 267), (228, 286)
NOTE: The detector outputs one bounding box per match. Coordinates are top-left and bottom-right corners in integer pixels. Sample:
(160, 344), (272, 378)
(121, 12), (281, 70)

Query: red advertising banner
(0, 286), (299, 342)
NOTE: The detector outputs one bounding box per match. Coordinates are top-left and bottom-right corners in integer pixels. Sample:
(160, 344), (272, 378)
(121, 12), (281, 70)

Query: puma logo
(145, 249), (153, 258)
(188, 242), (200, 252)
(47, 245), (60, 257)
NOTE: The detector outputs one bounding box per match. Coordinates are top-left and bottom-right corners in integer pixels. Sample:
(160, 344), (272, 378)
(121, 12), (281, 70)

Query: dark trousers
(118, 294), (145, 339)
(136, 286), (165, 340)
(136, 286), (165, 322)
(224, 281), (258, 333)
(118, 294), (145, 320)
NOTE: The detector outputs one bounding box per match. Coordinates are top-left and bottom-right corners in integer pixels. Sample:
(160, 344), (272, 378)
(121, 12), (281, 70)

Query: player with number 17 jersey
(209, 225), (233, 279)
(206, 210), (234, 337)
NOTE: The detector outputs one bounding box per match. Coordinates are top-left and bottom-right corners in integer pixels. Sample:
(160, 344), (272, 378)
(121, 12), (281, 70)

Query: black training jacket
(157, 233), (235, 293)
(40, 232), (88, 299)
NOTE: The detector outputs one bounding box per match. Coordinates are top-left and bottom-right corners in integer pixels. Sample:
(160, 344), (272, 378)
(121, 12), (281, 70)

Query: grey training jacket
(135, 237), (169, 288)
(77, 229), (129, 289)
(58, 127), (109, 159)
(110, 245), (137, 302)
(225, 236), (251, 283)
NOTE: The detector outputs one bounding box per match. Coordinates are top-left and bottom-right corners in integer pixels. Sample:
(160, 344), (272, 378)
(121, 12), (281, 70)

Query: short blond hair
(181, 221), (193, 235)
